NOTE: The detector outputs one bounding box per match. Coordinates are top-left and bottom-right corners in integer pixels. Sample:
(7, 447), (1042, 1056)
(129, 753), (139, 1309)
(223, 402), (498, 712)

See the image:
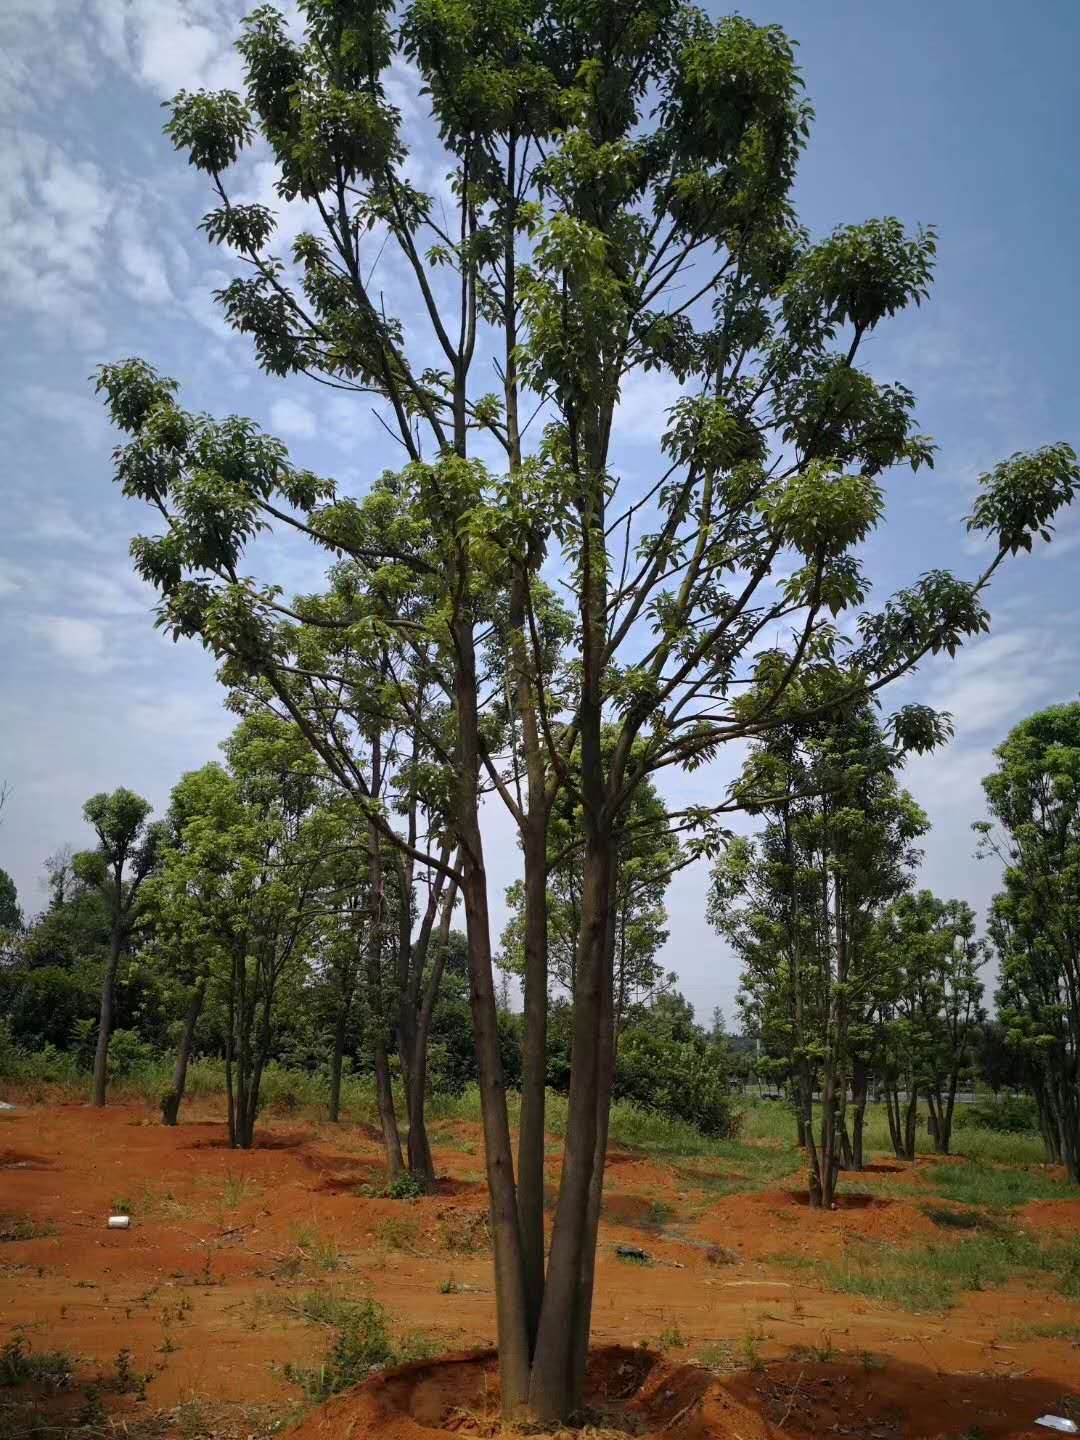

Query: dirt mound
(0, 1148), (55, 1170)
(1021, 1196), (1080, 1234)
(693, 1184), (938, 1260)
(726, 1356), (1080, 1440)
(285, 1348), (776, 1440)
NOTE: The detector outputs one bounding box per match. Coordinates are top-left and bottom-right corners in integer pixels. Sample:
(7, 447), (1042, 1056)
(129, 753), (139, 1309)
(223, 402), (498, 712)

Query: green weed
(378, 1215), (422, 1253)
(921, 1162), (1066, 1209)
(283, 1293), (434, 1402)
(358, 1172), (427, 1202)
(799, 1227), (1080, 1312)
(221, 1172), (259, 1208)
(696, 1341), (735, 1370)
(0, 1334), (76, 1389)
(0, 1213), (53, 1243)
(291, 1222), (346, 1272)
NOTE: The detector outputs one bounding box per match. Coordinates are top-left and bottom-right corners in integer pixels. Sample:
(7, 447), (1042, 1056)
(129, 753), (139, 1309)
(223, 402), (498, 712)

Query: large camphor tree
(96, 0), (1077, 1419)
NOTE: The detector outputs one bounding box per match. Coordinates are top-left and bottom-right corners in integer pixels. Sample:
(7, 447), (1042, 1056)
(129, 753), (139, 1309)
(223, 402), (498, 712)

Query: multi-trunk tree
(978, 703), (1080, 1181)
(96, 0), (1077, 1418)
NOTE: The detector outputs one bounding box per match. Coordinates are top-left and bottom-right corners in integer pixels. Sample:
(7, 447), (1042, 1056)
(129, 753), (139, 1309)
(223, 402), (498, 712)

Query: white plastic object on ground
(107, 1215), (131, 1229)
(1036, 1418), (1079, 1434)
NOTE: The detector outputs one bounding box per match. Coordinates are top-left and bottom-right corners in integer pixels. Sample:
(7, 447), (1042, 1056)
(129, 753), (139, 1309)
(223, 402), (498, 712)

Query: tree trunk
(817, 1062), (839, 1208)
(406, 871), (458, 1189)
(461, 843), (531, 1415)
(517, 816), (549, 1347)
(366, 821), (405, 1179)
(850, 1056), (868, 1171)
(91, 923), (123, 1107)
(162, 972), (206, 1125)
(932, 1074), (959, 1156)
(452, 601), (531, 1417)
(529, 835), (612, 1421)
(225, 960), (237, 1149)
(885, 1083), (903, 1159)
(328, 973), (352, 1128)
(567, 848), (618, 1407)
(902, 1085), (919, 1161)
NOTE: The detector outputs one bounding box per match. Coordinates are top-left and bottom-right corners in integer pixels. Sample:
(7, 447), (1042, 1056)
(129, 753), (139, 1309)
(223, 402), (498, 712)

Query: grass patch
(696, 1341), (735, 1371)
(0, 1213), (53, 1243)
(920, 1162), (1066, 1209)
(290, 1222), (346, 1272)
(740, 1100), (1050, 1166)
(656, 1323), (686, 1351)
(357, 1172), (426, 1202)
(220, 1172), (259, 1207)
(922, 1205), (1006, 1232)
(791, 1227), (1080, 1312)
(378, 1215), (422, 1253)
(0, 1333), (76, 1389)
(283, 1292), (434, 1402)
(1006, 1321), (1080, 1343)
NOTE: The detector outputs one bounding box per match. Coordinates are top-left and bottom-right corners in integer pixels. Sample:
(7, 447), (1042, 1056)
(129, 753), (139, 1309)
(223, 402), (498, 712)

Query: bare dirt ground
(2, 1101), (1079, 1438)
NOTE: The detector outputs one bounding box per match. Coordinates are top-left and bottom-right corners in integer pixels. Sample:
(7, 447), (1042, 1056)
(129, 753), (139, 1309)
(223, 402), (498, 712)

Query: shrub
(614, 1029), (742, 1139)
(955, 1095), (1039, 1134)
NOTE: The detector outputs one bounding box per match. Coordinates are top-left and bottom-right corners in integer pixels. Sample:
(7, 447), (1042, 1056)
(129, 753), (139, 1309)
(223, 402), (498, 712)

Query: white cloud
(611, 370), (684, 447)
(90, 0), (246, 99)
(117, 225), (174, 305)
(33, 616), (114, 674)
(270, 396), (316, 439)
(0, 132), (113, 345)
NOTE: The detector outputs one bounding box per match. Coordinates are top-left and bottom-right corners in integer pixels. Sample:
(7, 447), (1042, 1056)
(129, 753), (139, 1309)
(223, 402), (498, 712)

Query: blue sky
(2, 0), (1078, 1021)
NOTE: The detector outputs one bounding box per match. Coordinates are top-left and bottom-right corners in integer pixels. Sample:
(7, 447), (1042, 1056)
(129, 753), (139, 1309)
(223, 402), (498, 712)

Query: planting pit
(285, 1346), (775, 1439)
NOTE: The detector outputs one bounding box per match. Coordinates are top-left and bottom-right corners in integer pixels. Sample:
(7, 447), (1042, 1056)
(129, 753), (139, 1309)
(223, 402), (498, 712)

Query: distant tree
(498, 767), (680, 1028)
(711, 705), (927, 1202)
(873, 890), (985, 1157)
(977, 702), (1080, 1181)
(74, 789), (163, 1107)
(0, 869), (21, 933)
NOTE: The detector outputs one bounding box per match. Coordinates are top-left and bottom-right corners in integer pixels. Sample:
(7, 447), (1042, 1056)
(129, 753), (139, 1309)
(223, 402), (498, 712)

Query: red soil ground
(1, 1101), (1078, 1438)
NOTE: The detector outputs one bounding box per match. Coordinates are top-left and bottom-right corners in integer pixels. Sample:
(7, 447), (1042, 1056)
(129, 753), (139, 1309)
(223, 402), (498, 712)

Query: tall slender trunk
(902, 1084), (919, 1161)
(529, 835), (612, 1420)
(885, 1082), (904, 1159)
(926, 1089), (941, 1150)
(817, 1061), (838, 1207)
(568, 846), (618, 1407)
(366, 810), (405, 1178)
(162, 972), (207, 1125)
(517, 814), (549, 1347)
(328, 974), (352, 1124)
(406, 869), (459, 1188)
(850, 1055), (868, 1171)
(92, 922), (123, 1107)
(461, 839), (531, 1415)
(453, 603), (531, 1417)
(935, 1072), (959, 1156)
(225, 956), (237, 1148)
